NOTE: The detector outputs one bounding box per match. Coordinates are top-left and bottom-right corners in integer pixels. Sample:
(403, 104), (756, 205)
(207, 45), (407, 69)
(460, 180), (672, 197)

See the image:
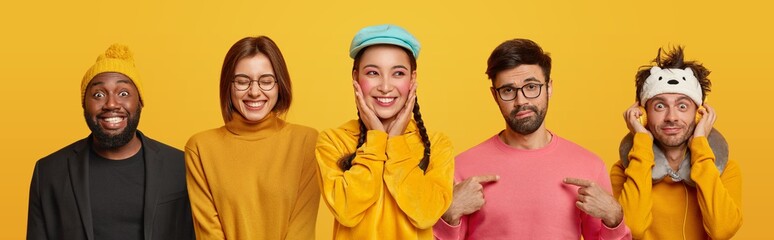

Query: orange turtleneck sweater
(185, 112), (319, 240)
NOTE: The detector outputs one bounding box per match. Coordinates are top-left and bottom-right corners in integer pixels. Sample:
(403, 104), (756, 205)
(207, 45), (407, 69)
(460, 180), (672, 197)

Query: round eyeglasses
(233, 75), (277, 91)
(495, 83), (545, 101)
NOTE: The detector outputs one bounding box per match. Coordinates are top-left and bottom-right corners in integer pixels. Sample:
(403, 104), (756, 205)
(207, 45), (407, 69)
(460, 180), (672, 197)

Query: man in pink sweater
(433, 39), (631, 239)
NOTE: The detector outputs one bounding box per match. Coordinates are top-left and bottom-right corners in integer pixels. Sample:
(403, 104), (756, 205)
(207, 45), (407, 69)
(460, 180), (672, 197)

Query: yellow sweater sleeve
(688, 136), (743, 239)
(286, 130), (321, 239)
(383, 133), (454, 229)
(610, 132), (655, 239)
(317, 130), (387, 227)
(184, 138), (226, 240)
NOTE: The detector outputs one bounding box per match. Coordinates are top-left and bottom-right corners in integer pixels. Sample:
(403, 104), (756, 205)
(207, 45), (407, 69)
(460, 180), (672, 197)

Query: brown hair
(339, 45), (431, 173)
(219, 36), (293, 123)
(486, 39), (552, 83)
(635, 46), (711, 102)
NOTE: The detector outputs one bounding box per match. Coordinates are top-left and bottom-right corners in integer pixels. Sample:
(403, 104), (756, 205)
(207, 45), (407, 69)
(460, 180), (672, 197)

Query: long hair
(219, 36), (293, 123)
(338, 46), (431, 173)
(635, 46), (712, 102)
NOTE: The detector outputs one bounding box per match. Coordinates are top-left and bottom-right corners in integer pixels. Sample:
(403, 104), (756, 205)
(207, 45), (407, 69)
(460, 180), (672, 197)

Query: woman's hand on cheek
(387, 80), (417, 137)
(354, 80), (385, 132)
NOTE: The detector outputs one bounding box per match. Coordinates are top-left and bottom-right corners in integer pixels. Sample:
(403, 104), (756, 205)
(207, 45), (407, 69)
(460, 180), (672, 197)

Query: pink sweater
(433, 133), (631, 239)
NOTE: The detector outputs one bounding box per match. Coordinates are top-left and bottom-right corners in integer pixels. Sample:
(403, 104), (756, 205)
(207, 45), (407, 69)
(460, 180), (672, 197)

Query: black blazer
(27, 131), (194, 240)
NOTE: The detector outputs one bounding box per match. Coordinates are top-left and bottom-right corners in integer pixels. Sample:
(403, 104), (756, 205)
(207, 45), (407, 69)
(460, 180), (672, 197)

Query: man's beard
(653, 121), (695, 147)
(506, 102), (548, 135)
(85, 108), (141, 149)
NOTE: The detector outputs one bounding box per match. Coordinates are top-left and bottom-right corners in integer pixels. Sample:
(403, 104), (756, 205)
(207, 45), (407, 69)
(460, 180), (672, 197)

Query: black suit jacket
(27, 131), (194, 240)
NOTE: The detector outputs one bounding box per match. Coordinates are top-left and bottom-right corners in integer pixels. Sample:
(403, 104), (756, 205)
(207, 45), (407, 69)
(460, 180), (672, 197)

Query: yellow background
(1, 0), (771, 239)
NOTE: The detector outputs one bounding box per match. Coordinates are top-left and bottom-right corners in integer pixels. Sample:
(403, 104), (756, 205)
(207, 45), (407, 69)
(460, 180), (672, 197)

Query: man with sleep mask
(611, 46), (742, 239)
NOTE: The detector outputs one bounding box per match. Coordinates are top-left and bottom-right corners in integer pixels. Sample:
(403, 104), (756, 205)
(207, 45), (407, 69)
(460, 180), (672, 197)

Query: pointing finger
(563, 178), (592, 187)
(470, 175), (500, 184)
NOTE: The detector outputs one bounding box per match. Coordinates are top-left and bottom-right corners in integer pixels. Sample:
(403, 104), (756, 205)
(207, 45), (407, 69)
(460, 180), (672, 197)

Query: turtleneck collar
(224, 111), (285, 140)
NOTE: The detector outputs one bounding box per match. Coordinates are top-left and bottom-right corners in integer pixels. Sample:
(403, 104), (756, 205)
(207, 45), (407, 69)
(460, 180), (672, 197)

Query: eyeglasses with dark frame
(233, 74), (277, 91)
(495, 83), (545, 101)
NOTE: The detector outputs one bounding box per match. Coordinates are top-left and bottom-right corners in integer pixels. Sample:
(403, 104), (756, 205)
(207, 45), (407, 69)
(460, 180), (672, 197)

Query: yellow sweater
(316, 119), (454, 240)
(611, 133), (742, 240)
(185, 112), (320, 240)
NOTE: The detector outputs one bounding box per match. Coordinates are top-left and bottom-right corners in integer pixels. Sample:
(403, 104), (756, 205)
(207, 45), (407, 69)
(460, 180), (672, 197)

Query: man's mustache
(510, 105), (538, 116)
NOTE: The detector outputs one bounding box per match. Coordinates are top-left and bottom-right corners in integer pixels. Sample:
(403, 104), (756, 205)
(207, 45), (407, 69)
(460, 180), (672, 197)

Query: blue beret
(349, 24), (420, 59)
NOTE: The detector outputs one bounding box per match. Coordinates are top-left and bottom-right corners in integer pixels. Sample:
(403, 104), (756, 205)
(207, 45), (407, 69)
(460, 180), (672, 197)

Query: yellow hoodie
(611, 133), (742, 240)
(316, 119), (454, 240)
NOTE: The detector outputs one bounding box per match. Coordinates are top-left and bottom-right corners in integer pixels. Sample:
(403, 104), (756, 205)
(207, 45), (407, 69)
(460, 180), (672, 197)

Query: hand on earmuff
(624, 102), (652, 138)
(693, 103), (717, 138)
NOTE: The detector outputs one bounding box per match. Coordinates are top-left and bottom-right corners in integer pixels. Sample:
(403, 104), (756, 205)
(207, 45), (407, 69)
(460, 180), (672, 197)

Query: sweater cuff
(386, 134), (413, 163)
(629, 132), (655, 164)
(600, 218), (630, 239)
(688, 136), (713, 165)
(433, 218), (461, 240)
(357, 130), (389, 161)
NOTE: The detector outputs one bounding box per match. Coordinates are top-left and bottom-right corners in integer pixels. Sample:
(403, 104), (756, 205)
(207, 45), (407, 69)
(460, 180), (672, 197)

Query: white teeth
(104, 117), (123, 123)
(376, 97), (395, 103)
(245, 101), (265, 107)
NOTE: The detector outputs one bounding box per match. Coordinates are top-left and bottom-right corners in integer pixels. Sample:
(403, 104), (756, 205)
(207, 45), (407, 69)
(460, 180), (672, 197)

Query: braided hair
(338, 46), (432, 173)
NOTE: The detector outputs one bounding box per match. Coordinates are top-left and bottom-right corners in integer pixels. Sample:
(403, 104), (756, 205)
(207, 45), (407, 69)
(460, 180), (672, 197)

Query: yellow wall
(2, 0), (770, 239)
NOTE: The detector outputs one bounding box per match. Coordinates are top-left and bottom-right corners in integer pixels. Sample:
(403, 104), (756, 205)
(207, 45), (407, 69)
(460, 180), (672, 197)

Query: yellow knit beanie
(81, 44), (144, 104)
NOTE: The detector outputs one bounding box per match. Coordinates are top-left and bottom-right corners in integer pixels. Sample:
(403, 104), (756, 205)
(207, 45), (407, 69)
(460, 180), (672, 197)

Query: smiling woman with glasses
(233, 74), (277, 91)
(184, 36), (320, 240)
